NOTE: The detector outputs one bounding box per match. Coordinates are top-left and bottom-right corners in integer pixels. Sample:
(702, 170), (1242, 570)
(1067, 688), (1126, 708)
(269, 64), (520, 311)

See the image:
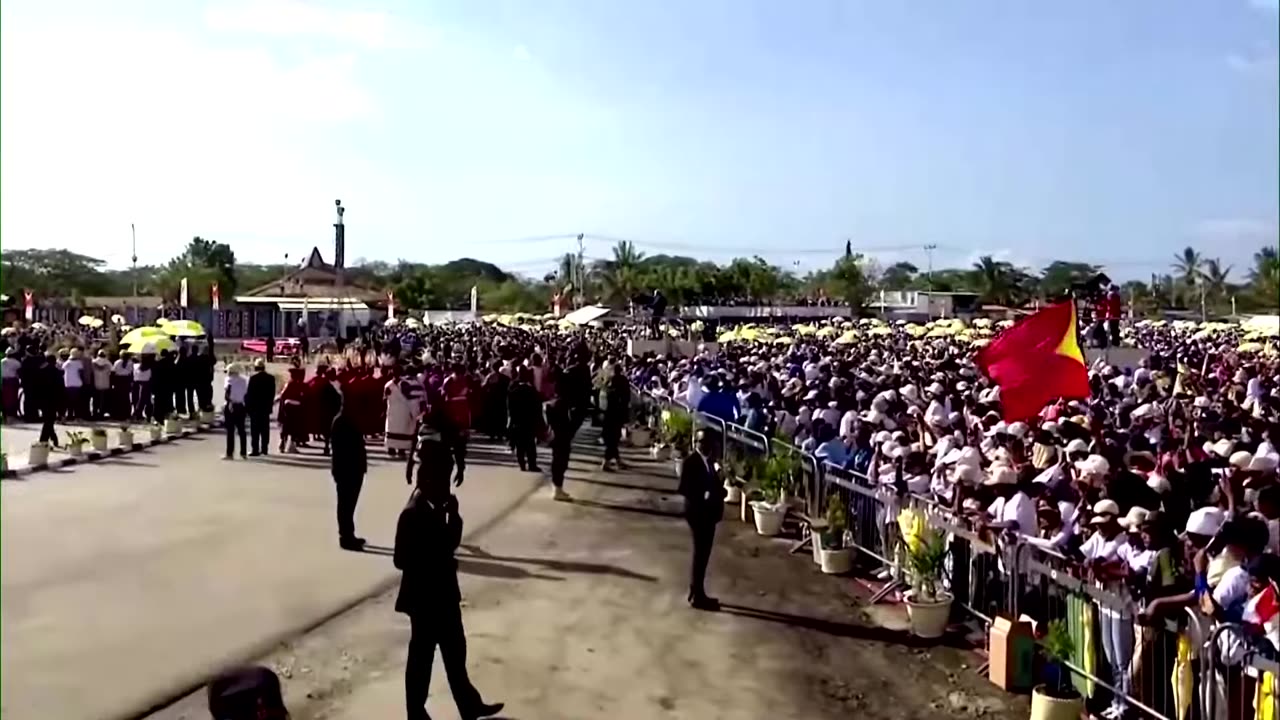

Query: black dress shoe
(463, 701), (504, 720)
(689, 595), (721, 611)
(339, 537), (366, 551)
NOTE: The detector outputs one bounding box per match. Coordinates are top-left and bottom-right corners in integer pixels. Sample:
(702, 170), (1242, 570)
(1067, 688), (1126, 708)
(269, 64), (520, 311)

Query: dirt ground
(147, 430), (1028, 720)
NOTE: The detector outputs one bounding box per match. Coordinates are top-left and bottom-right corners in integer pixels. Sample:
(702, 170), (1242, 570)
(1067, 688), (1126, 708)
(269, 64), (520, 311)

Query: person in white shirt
(1080, 503), (1133, 719)
(1, 348), (20, 418)
(984, 465), (1037, 537)
(90, 350), (112, 419)
(62, 348), (87, 420)
(223, 362), (249, 459)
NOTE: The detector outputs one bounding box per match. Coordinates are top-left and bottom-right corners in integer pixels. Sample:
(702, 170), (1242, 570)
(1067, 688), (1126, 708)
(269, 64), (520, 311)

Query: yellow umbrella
(29, 322), (47, 330)
(156, 318), (171, 327)
(120, 324), (134, 332)
(384, 317), (400, 327)
(972, 318), (993, 328)
(971, 338), (992, 347)
(1238, 342), (1265, 354)
(868, 326), (893, 336)
(89, 318), (104, 329)
(78, 315), (97, 326)
(717, 330), (738, 343)
(773, 336), (794, 345)
(125, 336), (176, 354)
(163, 319), (206, 337)
(111, 314), (126, 325)
(815, 326), (838, 338)
(834, 330), (861, 345)
(120, 326), (168, 346)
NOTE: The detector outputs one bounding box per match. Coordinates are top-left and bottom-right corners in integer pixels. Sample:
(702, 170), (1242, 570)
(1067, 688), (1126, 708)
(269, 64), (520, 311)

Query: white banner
(179, 277), (189, 308)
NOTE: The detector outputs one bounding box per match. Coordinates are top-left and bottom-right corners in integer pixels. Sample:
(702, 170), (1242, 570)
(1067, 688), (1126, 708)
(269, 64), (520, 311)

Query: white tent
(563, 305), (613, 326)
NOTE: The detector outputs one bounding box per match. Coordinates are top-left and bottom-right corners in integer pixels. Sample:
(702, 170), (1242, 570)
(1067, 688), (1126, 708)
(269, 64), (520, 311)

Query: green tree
(828, 254), (873, 310)
(1172, 246), (1203, 288)
(0, 249), (125, 297)
(1039, 261), (1100, 299)
(879, 261), (918, 290)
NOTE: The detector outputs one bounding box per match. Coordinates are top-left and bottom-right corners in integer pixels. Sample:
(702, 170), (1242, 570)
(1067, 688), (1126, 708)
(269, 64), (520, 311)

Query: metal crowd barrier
(631, 383), (1280, 720)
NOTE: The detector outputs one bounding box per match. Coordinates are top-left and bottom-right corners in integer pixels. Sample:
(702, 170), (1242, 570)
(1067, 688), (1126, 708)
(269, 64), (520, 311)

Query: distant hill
(439, 258), (510, 283)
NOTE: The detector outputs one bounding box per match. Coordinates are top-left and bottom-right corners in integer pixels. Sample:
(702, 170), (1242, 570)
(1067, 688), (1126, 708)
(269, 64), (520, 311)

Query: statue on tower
(333, 199), (346, 271)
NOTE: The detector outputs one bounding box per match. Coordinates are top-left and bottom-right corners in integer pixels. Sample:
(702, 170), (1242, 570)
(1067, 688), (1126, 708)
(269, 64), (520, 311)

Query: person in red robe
(304, 360), (332, 443)
(278, 367), (308, 452)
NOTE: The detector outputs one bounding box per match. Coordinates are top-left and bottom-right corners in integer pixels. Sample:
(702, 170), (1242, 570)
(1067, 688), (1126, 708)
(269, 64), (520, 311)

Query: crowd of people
(0, 324), (218, 447)
(623, 313), (1280, 719)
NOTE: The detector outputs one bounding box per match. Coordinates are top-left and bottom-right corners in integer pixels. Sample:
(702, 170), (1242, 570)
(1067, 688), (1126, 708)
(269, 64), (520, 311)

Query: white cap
(1194, 396), (1212, 409)
(1007, 422), (1029, 439)
(1066, 438), (1089, 455)
(1075, 454), (1111, 477)
(1092, 499), (1121, 516)
(1183, 507), (1226, 537)
(1042, 421), (1059, 435)
(1119, 506), (1151, 529)
(1207, 439), (1235, 458)
(1229, 451), (1254, 470)
(983, 464), (1018, 485)
(986, 421), (1009, 437)
(952, 464), (985, 486)
(1147, 474), (1172, 493)
(1250, 454), (1280, 473)
(926, 381), (945, 395)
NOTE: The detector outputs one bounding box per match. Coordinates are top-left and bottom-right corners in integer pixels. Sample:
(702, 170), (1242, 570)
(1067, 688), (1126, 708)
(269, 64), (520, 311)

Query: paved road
(0, 435), (542, 720)
(148, 431), (1025, 720)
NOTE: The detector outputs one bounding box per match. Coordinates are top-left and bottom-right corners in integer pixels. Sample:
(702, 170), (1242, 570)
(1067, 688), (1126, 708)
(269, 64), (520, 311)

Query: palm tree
(1171, 246), (1203, 287)
(596, 241), (647, 304)
(1199, 258), (1232, 300)
(971, 255), (1016, 305)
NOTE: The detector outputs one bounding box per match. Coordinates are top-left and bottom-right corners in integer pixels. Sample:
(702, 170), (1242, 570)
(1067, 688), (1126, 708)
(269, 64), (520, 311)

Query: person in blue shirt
(696, 375), (740, 424)
(814, 424), (850, 467)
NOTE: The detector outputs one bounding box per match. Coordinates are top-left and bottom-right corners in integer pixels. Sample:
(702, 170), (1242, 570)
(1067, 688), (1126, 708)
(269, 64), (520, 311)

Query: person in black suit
(678, 430), (725, 610)
(507, 366), (543, 472)
(329, 398), (367, 551)
(394, 427), (503, 720)
(245, 359), (276, 456)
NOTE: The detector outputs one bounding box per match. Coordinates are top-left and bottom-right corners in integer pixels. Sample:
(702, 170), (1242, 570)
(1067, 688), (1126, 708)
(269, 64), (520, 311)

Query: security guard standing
(678, 430), (725, 610)
(394, 425), (503, 720)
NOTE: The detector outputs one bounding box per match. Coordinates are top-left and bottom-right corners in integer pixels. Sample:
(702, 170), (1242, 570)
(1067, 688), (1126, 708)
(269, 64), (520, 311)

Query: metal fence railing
(633, 383), (1280, 720)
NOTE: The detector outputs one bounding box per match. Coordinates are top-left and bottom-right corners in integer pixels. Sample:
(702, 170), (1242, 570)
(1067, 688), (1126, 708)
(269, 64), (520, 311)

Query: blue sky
(2, 0), (1276, 281)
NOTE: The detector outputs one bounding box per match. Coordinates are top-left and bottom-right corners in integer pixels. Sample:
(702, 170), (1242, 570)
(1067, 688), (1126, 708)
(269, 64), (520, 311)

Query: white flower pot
(650, 444), (672, 462)
(1029, 686), (1083, 720)
(149, 426), (163, 442)
(750, 501), (786, 536)
(819, 547), (853, 575)
(164, 418), (180, 434)
(724, 483), (742, 504)
(90, 434), (109, 452)
(68, 443), (85, 458)
(740, 492), (751, 523)
(629, 427), (652, 447)
(118, 431), (134, 448)
(28, 444), (50, 466)
(904, 591), (953, 639)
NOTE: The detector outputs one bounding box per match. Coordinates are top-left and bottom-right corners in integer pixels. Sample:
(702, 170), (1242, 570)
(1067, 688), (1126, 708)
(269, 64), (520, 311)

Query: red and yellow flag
(976, 301), (1091, 421)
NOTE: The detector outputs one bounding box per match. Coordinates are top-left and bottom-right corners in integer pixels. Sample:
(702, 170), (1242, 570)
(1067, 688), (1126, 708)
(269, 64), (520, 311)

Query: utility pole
(1199, 281), (1207, 323)
(923, 243), (937, 319)
(131, 224), (138, 297)
(575, 233), (585, 309)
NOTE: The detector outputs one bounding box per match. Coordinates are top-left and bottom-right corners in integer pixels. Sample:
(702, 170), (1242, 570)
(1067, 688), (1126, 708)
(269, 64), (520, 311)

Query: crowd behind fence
(632, 383), (1280, 720)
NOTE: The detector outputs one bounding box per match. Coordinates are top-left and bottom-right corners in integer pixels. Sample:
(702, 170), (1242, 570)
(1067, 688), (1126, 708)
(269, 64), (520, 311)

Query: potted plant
(1031, 620), (1082, 720)
(661, 409), (694, 475)
(749, 454), (790, 536)
(89, 427), (109, 452)
(118, 424), (134, 448)
(199, 407), (215, 424)
(148, 423), (164, 441)
(902, 524), (953, 638)
(65, 431), (88, 458)
(28, 442), (50, 466)
(629, 404), (654, 448)
(724, 454), (757, 505)
(163, 414), (181, 434)
(818, 495), (853, 575)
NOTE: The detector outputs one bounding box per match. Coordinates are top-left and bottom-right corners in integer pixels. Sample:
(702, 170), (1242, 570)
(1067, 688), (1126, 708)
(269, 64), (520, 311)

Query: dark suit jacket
(330, 413), (367, 479)
(246, 371), (276, 416)
(393, 490), (463, 616)
(678, 451), (724, 525)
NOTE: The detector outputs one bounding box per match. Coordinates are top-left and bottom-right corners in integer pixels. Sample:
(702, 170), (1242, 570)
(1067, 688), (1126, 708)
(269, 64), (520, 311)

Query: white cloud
(0, 21), (383, 266)
(1194, 218), (1279, 246)
(1227, 49), (1279, 73)
(202, 0), (432, 50)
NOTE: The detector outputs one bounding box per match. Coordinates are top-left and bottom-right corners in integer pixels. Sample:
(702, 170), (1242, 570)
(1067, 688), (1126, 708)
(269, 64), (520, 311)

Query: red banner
(211, 282), (220, 311)
(22, 290), (33, 321)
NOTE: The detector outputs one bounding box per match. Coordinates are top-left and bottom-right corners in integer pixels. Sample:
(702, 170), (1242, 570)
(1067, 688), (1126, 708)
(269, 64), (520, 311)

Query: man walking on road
(330, 398), (367, 551)
(394, 428), (503, 720)
(679, 430), (725, 611)
(246, 359), (276, 456)
(546, 343), (592, 500)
